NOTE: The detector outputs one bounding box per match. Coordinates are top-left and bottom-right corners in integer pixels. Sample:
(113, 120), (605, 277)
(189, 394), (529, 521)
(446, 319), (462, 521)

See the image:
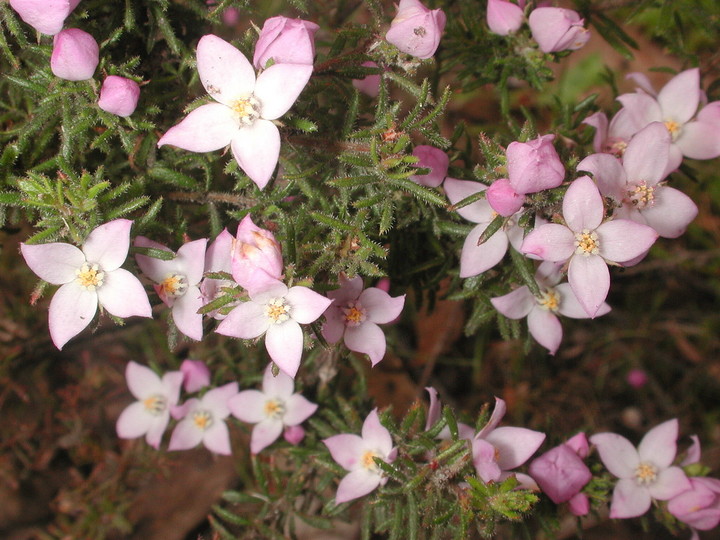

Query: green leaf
(386, 177), (447, 206)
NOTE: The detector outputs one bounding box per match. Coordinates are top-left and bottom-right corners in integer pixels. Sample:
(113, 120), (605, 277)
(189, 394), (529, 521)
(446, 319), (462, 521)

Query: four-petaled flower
(20, 219), (152, 349)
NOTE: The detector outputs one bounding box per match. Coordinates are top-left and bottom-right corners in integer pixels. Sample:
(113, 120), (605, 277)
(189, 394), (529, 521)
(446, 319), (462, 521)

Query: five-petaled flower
(20, 219), (152, 349)
(158, 34), (313, 190)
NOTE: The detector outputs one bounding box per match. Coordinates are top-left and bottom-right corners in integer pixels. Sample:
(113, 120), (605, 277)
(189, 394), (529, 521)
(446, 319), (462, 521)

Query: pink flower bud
(410, 145), (449, 187)
(51, 28), (99, 81)
(385, 0), (446, 60)
(506, 134), (565, 194)
(668, 477), (720, 530)
(626, 368), (648, 389)
(568, 493), (590, 516)
(180, 359), (211, 393)
(283, 425), (306, 446)
(528, 7), (590, 53)
(253, 16), (319, 69)
(231, 215), (283, 293)
(528, 443), (592, 504)
(376, 278), (391, 293)
(97, 76), (140, 117)
(486, 0), (524, 36)
(564, 432), (589, 458)
(9, 0), (80, 36)
(486, 178), (525, 216)
(222, 7), (240, 25)
(352, 61), (382, 98)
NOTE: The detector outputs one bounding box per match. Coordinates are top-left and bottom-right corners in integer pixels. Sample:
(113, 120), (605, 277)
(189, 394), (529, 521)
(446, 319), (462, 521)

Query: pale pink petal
(622, 122), (671, 185)
(520, 224), (575, 262)
(336, 468), (382, 503)
(485, 426), (546, 470)
(283, 394), (318, 425)
(168, 418), (204, 451)
(202, 382), (238, 419)
(682, 435), (702, 466)
(556, 283), (610, 319)
(162, 371), (184, 406)
(171, 286), (204, 340)
(577, 153), (626, 202)
(180, 360), (210, 393)
(249, 280), (288, 303)
(568, 254), (609, 317)
(648, 466), (691, 500)
(476, 397), (507, 439)
(527, 307), (562, 355)
(204, 229), (234, 273)
(215, 300), (270, 339)
(158, 103), (238, 153)
(444, 177), (492, 223)
(230, 119), (281, 190)
(459, 223), (509, 277)
(203, 421), (232, 455)
(676, 120), (720, 159)
(80, 220), (132, 271)
(425, 387), (441, 430)
(568, 493), (590, 516)
(637, 418), (679, 468)
(665, 144), (684, 175)
(250, 418), (284, 453)
(265, 321), (303, 378)
(254, 63), (313, 120)
(490, 286), (535, 319)
(616, 93), (662, 133)
(610, 478), (651, 518)
(48, 282), (97, 349)
(473, 438), (502, 482)
(567, 432), (590, 458)
(509, 472), (540, 491)
(133, 236), (176, 283)
(96, 268), (152, 318)
(175, 239), (208, 285)
(563, 176), (604, 232)
(658, 68), (700, 124)
(145, 416), (170, 449)
(321, 306), (346, 344)
(21, 242), (85, 284)
(589, 432), (639, 478)
(344, 322), (387, 366)
(582, 111), (608, 153)
(642, 187), (698, 238)
(596, 219), (658, 263)
(116, 402), (155, 440)
(626, 72), (657, 96)
(324, 434), (364, 470)
(196, 34), (255, 106)
(228, 390), (267, 423)
(327, 276), (363, 304)
(285, 286), (332, 324)
(362, 409), (393, 455)
(125, 361), (163, 398)
(359, 288), (405, 324)
(262, 364), (295, 398)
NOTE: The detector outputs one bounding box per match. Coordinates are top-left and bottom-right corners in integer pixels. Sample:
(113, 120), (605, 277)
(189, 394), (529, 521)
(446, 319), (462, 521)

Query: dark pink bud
(253, 16), (319, 69)
(9, 0), (80, 36)
(486, 178), (525, 216)
(283, 425), (306, 445)
(626, 368), (648, 389)
(506, 134), (565, 194)
(486, 0), (524, 36)
(529, 7), (590, 53)
(385, 0), (446, 60)
(352, 61), (382, 98)
(410, 145), (449, 187)
(98, 76), (140, 117)
(51, 28), (99, 81)
(528, 443), (592, 503)
(568, 493), (590, 516)
(231, 215), (283, 293)
(180, 359), (211, 393)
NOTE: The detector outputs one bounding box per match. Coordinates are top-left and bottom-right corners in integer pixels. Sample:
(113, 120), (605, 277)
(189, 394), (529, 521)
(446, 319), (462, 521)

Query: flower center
(264, 297), (291, 324)
(143, 394), (167, 416)
(601, 137), (627, 157)
(161, 273), (188, 298)
(231, 95), (261, 127)
(663, 119), (682, 141)
(627, 181), (655, 209)
(538, 289), (560, 312)
(75, 262), (105, 291)
(263, 398), (286, 420)
(361, 450), (381, 472)
(574, 229), (600, 256)
(192, 409), (213, 431)
(342, 301), (367, 327)
(634, 461), (658, 486)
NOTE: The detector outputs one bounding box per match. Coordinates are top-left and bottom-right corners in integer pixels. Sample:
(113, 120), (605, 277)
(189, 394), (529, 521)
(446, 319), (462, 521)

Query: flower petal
(116, 402), (155, 440)
(324, 433), (364, 470)
(676, 120), (720, 160)
(158, 103), (238, 152)
(556, 283), (610, 318)
(125, 361), (163, 398)
(637, 418), (679, 468)
(202, 382), (238, 420)
(265, 321), (303, 378)
(168, 418), (204, 451)
(596, 219), (658, 263)
(171, 286), (205, 341)
(79, 220), (132, 271)
(648, 466), (691, 501)
(215, 300), (270, 339)
(21, 242), (85, 285)
(589, 432), (639, 478)
(228, 390), (267, 423)
(520, 224), (575, 262)
(622, 123), (671, 185)
(459, 223), (509, 277)
(231, 119), (280, 190)
(491, 286), (535, 319)
(48, 282), (97, 349)
(335, 468), (382, 503)
(283, 394), (318, 426)
(262, 364), (295, 398)
(203, 421), (232, 455)
(197, 34), (255, 106)
(285, 286), (333, 324)
(362, 409), (393, 455)
(359, 288), (405, 324)
(658, 68), (700, 125)
(527, 307), (562, 355)
(96, 268), (152, 319)
(568, 254), (609, 318)
(254, 63), (313, 120)
(344, 322), (387, 366)
(610, 478), (651, 518)
(250, 418), (284, 454)
(321, 306), (346, 344)
(563, 176), (604, 232)
(133, 236), (176, 283)
(476, 397), (507, 439)
(444, 178), (491, 223)
(485, 426), (546, 470)
(577, 153), (627, 202)
(175, 239), (208, 285)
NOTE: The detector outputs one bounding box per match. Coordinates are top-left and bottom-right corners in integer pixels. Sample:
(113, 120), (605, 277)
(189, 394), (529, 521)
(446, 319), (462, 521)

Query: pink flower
(472, 397), (546, 490)
(231, 215), (283, 294)
(253, 16), (319, 69)
(322, 276), (405, 366)
(486, 0), (524, 36)
(506, 134), (565, 195)
(50, 28), (99, 81)
(578, 122), (698, 239)
(528, 7), (590, 53)
(9, 0), (80, 36)
(157, 34), (313, 190)
(169, 382), (239, 455)
(486, 178), (525, 217)
(444, 177), (525, 277)
(134, 237), (208, 341)
(528, 433), (592, 511)
(20, 219), (152, 349)
(228, 364), (318, 454)
(590, 419), (692, 518)
(352, 61), (382, 98)
(180, 359), (211, 393)
(284, 425), (306, 445)
(385, 0), (446, 60)
(626, 368), (648, 389)
(669, 477), (720, 533)
(582, 110), (633, 157)
(410, 145), (449, 187)
(98, 76), (141, 117)
(491, 261), (610, 354)
(520, 176), (658, 317)
(323, 409), (398, 504)
(215, 279), (332, 378)
(200, 228), (237, 320)
(116, 361), (183, 449)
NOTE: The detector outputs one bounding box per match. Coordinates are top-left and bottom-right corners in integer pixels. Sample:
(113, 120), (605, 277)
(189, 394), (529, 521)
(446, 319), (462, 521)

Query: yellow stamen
(627, 181), (655, 209)
(192, 410), (213, 431)
(574, 229), (600, 256)
(634, 462), (658, 486)
(161, 273), (188, 298)
(231, 96), (261, 126)
(265, 298), (291, 324)
(75, 263), (104, 291)
(361, 450), (380, 471)
(143, 394), (167, 415)
(263, 399), (285, 420)
(539, 289), (560, 312)
(342, 302), (367, 327)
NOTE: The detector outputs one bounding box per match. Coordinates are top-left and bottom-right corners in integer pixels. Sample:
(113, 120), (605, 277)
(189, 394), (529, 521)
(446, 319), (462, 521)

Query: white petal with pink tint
(254, 63), (313, 120)
(48, 282), (97, 349)
(344, 322), (387, 366)
(82, 219), (133, 271)
(562, 176), (603, 232)
(459, 223), (509, 277)
(596, 220), (657, 263)
(285, 286), (332, 324)
(568, 254), (610, 317)
(158, 103), (238, 152)
(197, 34), (255, 106)
(640, 187), (698, 239)
(657, 68), (700, 124)
(265, 321), (303, 377)
(527, 308), (562, 355)
(231, 118), (281, 189)
(97, 268), (152, 318)
(21, 242), (84, 284)
(676, 120), (720, 159)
